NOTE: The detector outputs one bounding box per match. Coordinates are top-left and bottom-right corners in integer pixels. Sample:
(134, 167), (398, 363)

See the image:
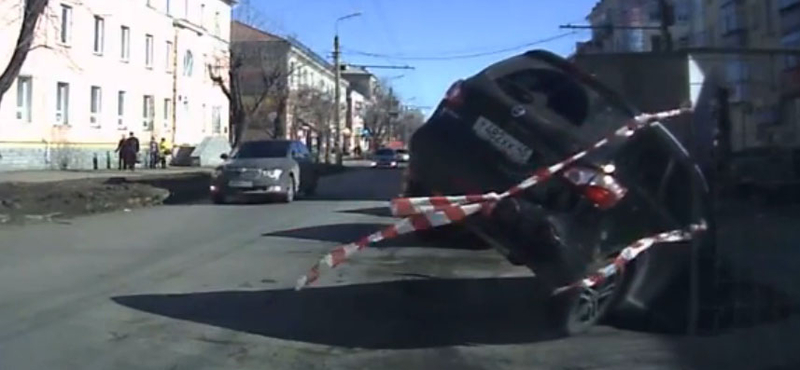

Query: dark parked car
(371, 148), (399, 168)
(404, 50), (713, 334)
(210, 140), (318, 203)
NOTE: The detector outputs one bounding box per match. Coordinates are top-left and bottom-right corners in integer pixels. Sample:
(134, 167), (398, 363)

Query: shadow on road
(112, 277), (565, 349)
(262, 223), (490, 251)
(126, 173), (212, 205)
(308, 168), (405, 201)
(337, 206), (395, 218)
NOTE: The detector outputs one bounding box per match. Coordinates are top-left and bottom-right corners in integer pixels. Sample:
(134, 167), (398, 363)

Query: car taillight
(563, 166), (627, 210)
(444, 80), (465, 107)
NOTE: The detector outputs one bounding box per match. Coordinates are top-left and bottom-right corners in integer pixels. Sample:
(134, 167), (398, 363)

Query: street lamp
(333, 12), (362, 165)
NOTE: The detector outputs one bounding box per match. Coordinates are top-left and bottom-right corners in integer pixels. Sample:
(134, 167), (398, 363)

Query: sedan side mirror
(220, 153), (229, 160)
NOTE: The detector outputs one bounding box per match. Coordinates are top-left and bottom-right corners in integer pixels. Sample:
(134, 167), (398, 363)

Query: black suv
(404, 50), (713, 334)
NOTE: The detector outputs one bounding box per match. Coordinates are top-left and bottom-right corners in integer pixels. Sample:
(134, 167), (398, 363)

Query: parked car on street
(210, 140), (318, 203)
(371, 148), (400, 168)
(404, 49), (713, 334)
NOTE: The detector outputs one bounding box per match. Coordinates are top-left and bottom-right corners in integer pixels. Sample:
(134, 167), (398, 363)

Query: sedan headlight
(260, 168), (283, 179)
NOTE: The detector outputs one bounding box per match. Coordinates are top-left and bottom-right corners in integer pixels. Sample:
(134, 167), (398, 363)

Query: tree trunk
(315, 133), (322, 163)
(0, 0), (49, 106)
(323, 128), (331, 164)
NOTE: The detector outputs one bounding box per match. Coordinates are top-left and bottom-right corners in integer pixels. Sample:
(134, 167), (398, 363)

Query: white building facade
(0, 0), (232, 171)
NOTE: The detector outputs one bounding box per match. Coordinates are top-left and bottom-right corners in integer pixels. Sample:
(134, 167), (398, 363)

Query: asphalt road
(1, 168), (800, 370)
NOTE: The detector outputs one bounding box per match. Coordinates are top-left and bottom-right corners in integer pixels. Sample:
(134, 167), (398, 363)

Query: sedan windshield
(376, 149), (395, 156)
(232, 141), (290, 158)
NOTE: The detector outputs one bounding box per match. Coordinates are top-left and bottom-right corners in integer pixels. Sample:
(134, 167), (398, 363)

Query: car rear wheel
(545, 262), (626, 335)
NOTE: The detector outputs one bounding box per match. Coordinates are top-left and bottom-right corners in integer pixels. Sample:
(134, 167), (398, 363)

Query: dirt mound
(0, 178), (170, 224)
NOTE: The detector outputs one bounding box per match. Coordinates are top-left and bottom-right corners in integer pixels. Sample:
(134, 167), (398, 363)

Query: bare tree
(208, 41), (294, 147)
(396, 108), (426, 142)
(293, 86), (335, 163)
(0, 0), (49, 106)
(363, 83), (401, 148)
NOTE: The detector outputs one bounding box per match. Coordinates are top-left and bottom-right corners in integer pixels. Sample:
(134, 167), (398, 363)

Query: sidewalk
(0, 167), (212, 184)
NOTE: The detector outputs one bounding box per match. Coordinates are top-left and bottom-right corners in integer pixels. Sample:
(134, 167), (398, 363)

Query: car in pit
(403, 49), (714, 335)
(210, 140), (318, 204)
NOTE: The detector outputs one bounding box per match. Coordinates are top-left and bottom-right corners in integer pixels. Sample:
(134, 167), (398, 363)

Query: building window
(145, 34), (154, 68)
(200, 3), (206, 27)
(214, 11), (220, 36)
(120, 26), (130, 61)
(143, 95), (154, 130)
(165, 41), (174, 72)
(56, 82), (69, 125)
(90, 86), (102, 127)
(16, 76), (32, 122)
(184, 0), (189, 19)
(93, 16), (104, 54)
(59, 4), (72, 45)
(163, 98), (172, 128)
(212, 106), (221, 134)
(117, 91), (126, 128)
(183, 50), (194, 76)
(166, 0), (172, 15)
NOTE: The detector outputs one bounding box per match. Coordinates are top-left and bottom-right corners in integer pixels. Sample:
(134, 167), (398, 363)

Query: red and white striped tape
(296, 107), (695, 291)
(552, 221), (707, 295)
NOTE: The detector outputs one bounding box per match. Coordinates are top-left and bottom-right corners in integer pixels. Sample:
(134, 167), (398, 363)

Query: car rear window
(376, 149), (395, 156)
(495, 68), (590, 126)
(488, 56), (633, 143)
(232, 141), (290, 158)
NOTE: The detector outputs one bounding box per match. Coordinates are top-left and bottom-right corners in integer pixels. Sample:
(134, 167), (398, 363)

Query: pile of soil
(0, 178), (170, 225)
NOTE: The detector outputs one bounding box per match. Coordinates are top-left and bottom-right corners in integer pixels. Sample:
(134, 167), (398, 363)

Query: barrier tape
(296, 107), (696, 291)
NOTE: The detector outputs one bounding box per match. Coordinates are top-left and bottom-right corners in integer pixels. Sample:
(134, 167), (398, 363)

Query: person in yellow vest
(159, 138), (172, 169)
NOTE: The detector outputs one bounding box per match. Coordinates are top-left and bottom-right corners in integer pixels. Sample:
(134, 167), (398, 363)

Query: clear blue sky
(244, 0), (597, 113)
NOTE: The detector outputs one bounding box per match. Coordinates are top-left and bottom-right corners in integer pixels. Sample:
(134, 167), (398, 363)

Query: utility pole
(334, 34), (342, 165)
(333, 12), (362, 166)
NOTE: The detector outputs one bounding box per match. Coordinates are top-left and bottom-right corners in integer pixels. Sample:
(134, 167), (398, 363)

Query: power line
(340, 31), (580, 61)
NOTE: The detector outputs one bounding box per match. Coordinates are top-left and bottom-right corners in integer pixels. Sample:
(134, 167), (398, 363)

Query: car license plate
(228, 180), (253, 188)
(473, 116), (533, 164)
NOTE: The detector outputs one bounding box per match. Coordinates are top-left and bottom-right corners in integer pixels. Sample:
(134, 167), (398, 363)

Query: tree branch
(0, 0), (49, 106)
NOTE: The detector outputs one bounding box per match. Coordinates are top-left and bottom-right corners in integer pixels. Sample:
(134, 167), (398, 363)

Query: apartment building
(580, 0), (700, 53)
(0, 0), (233, 171)
(231, 21), (352, 151)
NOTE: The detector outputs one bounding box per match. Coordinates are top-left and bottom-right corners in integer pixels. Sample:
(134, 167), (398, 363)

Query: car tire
(543, 262), (627, 336)
(282, 176), (295, 203)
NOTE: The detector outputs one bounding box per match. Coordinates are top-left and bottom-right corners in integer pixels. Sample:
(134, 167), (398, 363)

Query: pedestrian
(115, 134), (126, 170)
(159, 137), (171, 169)
(123, 131), (140, 171)
(149, 136), (159, 169)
